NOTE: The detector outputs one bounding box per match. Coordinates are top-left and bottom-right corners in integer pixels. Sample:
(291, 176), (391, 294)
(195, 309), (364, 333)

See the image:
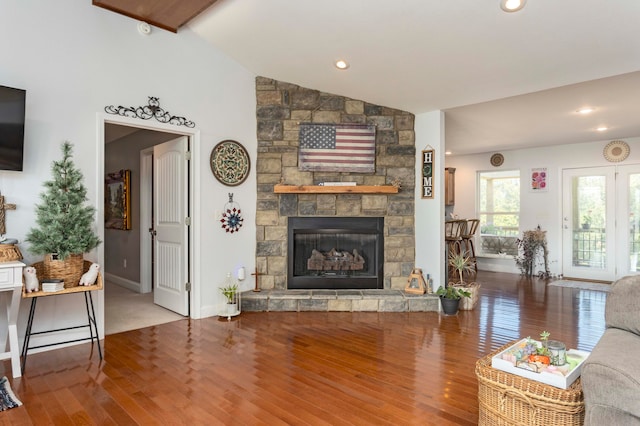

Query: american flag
(298, 123), (376, 173)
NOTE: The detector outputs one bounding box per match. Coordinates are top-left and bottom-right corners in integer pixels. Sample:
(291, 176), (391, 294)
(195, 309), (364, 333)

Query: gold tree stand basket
(40, 253), (85, 288)
(475, 341), (585, 425)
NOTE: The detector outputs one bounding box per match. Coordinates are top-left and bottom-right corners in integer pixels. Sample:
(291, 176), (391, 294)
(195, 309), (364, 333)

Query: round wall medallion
(210, 140), (251, 186)
(490, 153), (504, 167)
(603, 140), (630, 163)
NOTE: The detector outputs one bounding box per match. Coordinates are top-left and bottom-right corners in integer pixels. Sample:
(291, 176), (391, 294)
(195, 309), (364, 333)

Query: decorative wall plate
(490, 153), (504, 167)
(210, 140), (250, 186)
(603, 140), (630, 163)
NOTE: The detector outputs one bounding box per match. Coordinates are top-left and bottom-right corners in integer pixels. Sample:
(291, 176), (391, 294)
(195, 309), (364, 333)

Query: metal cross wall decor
(0, 192), (16, 235)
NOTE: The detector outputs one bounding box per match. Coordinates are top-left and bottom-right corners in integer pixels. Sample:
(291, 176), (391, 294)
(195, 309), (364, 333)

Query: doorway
(562, 165), (640, 281)
(99, 115), (200, 334)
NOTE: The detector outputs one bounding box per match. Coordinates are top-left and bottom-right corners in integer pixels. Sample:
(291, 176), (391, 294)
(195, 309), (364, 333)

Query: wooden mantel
(273, 184), (399, 194)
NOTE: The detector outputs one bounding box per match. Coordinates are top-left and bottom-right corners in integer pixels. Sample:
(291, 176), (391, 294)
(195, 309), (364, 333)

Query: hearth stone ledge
(241, 290), (439, 312)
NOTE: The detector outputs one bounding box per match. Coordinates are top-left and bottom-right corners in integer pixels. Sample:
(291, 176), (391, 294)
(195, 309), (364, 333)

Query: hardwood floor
(2, 272), (607, 425)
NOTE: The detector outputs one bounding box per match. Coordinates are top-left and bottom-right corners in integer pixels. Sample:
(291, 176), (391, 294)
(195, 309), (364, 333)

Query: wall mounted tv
(0, 85), (26, 171)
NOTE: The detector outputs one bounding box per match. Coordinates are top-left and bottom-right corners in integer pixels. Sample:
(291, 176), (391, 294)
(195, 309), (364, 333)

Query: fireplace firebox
(288, 217), (384, 289)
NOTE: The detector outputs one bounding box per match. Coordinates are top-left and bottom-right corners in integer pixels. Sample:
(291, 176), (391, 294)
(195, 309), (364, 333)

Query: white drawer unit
(0, 261), (24, 377)
(0, 264), (18, 288)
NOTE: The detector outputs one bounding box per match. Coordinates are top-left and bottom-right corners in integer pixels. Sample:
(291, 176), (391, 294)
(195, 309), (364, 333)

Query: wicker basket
(0, 244), (22, 262)
(26, 260), (102, 292)
(41, 253), (84, 288)
(476, 342), (585, 426)
(455, 282), (480, 310)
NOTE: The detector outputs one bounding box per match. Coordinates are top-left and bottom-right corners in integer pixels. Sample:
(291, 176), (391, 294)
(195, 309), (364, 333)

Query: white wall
(0, 0), (257, 351)
(446, 137), (640, 275)
(415, 111), (446, 290)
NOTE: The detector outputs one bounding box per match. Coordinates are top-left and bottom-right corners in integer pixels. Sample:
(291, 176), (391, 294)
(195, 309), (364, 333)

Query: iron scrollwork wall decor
(421, 146), (434, 199)
(105, 96), (195, 128)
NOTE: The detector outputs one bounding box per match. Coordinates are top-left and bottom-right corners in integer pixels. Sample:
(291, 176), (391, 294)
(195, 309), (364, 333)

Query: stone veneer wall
(255, 77), (415, 290)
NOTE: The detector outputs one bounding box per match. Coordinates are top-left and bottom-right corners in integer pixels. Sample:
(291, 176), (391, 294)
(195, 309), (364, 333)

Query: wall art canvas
(531, 167), (548, 192)
(105, 169), (131, 230)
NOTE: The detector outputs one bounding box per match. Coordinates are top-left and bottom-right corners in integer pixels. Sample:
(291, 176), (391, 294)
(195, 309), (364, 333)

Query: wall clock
(210, 140), (250, 186)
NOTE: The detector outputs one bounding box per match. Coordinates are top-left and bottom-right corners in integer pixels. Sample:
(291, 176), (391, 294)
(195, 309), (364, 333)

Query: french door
(562, 165), (640, 281)
(617, 165), (640, 276)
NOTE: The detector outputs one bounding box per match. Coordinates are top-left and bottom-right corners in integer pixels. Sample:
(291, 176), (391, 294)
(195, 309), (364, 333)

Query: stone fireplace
(288, 217), (384, 289)
(255, 76), (416, 292)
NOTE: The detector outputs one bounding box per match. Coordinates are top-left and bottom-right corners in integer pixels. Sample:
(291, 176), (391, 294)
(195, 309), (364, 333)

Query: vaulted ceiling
(94, 0), (640, 155)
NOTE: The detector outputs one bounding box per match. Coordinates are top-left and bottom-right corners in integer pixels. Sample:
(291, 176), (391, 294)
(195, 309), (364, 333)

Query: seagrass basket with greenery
(40, 253), (84, 288)
(24, 142), (101, 286)
(27, 260), (103, 291)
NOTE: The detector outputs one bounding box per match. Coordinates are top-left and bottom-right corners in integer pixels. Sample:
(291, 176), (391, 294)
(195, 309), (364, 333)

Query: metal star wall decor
(105, 96), (195, 128)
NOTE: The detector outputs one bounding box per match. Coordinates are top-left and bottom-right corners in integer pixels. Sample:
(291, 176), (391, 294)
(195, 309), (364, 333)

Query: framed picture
(530, 167), (548, 192)
(105, 169), (131, 230)
(421, 148), (434, 199)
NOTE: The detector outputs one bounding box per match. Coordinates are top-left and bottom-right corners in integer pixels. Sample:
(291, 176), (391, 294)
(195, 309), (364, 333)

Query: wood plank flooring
(1, 272), (607, 425)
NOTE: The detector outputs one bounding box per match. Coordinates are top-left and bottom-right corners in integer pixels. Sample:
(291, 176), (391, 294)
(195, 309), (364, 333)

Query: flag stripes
(299, 124), (376, 172)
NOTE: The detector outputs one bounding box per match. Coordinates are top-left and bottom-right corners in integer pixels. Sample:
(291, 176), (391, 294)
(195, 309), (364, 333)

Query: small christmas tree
(26, 141), (101, 259)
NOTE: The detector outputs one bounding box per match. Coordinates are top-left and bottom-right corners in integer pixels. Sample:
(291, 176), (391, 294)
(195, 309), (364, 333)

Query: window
(478, 170), (520, 256)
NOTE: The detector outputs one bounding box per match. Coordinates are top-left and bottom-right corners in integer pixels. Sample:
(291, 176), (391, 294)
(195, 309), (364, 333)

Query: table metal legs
(21, 291), (103, 373)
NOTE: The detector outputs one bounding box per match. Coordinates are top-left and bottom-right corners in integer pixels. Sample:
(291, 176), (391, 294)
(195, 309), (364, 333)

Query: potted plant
(448, 251), (480, 310)
(436, 284), (471, 315)
(220, 273), (239, 314)
(25, 141), (101, 287)
(581, 214), (592, 230)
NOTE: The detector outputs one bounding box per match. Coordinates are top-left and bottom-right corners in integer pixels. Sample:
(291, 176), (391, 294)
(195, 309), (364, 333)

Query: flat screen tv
(0, 85), (26, 171)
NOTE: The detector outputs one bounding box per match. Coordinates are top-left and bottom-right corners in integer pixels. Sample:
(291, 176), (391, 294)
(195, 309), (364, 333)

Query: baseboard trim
(200, 305), (219, 319)
(105, 273), (141, 293)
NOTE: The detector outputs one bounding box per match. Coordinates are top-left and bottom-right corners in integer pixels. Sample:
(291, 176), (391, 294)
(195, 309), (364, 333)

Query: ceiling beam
(92, 0), (220, 33)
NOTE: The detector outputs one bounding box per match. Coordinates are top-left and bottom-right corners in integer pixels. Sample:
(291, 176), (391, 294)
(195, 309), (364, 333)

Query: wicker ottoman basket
(475, 342), (585, 426)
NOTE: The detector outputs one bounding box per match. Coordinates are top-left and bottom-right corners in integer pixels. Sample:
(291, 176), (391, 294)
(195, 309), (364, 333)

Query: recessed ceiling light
(335, 60), (349, 70)
(577, 107), (595, 114)
(500, 0), (526, 12)
(445, 151), (452, 155)
(596, 126), (608, 132)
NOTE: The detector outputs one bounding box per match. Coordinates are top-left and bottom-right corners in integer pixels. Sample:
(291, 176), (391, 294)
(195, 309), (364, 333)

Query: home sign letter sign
(421, 149), (434, 199)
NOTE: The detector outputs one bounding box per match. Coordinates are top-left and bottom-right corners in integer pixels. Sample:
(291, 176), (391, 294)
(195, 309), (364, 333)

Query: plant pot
(454, 282), (480, 310)
(226, 303), (238, 315)
(440, 296), (460, 315)
(43, 253), (84, 288)
(582, 223), (590, 230)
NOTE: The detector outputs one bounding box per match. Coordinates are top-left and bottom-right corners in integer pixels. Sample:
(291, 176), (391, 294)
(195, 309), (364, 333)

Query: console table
(0, 261), (24, 378)
(21, 280), (103, 373)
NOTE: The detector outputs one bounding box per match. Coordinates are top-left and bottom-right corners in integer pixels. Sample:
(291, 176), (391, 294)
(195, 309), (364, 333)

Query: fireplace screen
(288, 217), (384, 289)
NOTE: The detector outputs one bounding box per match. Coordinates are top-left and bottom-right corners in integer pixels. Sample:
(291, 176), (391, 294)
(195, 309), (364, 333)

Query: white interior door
(153, 136), (189, 315)
(562, 167), (616, 281)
